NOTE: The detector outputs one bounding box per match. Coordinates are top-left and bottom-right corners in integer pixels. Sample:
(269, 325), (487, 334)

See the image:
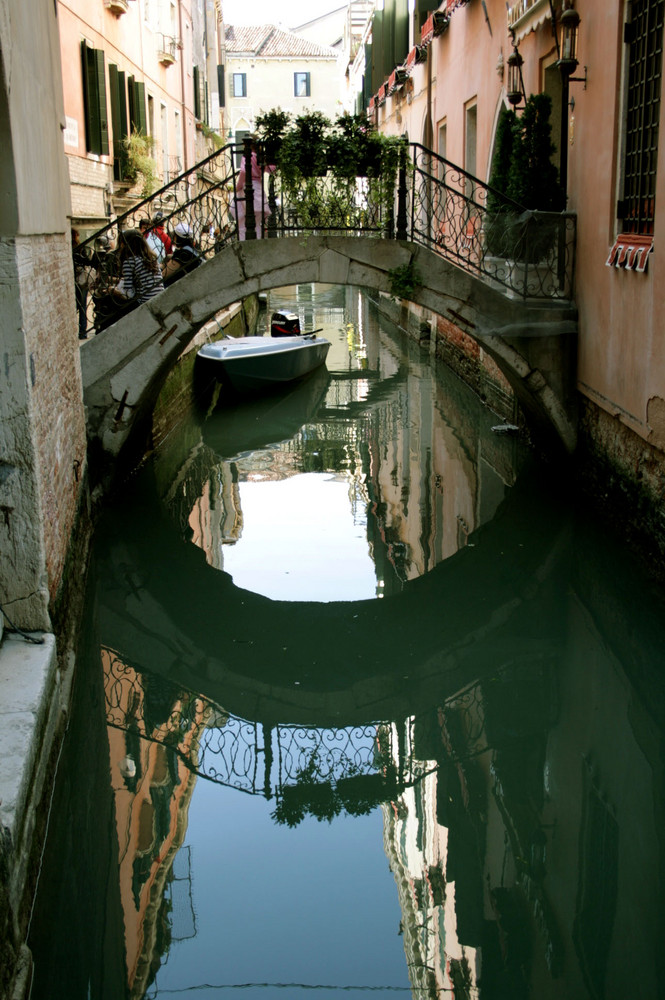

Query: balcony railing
(157, 33), (179, 65)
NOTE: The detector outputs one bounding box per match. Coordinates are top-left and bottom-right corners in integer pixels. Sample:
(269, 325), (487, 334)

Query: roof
(224, 24), (339, 59)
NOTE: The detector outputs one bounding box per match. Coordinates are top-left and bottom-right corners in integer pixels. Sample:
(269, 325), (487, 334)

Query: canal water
(29, 286), (665, 1000)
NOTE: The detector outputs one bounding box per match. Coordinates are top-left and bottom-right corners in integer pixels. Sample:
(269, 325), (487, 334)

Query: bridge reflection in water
(29, 286), (665, 1000)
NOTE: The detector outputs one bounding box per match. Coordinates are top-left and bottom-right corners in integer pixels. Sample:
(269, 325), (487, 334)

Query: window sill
(606, 233), (653, 272)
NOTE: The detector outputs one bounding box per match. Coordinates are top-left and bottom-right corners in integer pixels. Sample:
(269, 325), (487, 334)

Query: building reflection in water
(173, 285), (516, 594)
(30, 284), (663, 1000)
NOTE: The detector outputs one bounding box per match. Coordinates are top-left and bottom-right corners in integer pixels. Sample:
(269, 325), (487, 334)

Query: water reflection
(28, 285), (665, 1000)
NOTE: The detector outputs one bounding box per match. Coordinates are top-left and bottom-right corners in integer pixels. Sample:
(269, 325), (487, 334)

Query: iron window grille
(618, 0), (665, 234)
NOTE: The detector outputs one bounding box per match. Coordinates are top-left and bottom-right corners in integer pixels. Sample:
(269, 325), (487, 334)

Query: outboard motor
(271, 311), (301, 337)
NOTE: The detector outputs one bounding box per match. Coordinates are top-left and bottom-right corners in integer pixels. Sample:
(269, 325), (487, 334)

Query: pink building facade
(365, 0), (665, 540)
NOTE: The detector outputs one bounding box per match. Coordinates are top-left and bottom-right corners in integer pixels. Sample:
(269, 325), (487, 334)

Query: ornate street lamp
(507, 46), (525, 106)
(551, 1), (586, 202)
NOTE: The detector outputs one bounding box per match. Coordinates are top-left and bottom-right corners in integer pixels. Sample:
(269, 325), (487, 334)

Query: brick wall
(17, 233), (88, 603)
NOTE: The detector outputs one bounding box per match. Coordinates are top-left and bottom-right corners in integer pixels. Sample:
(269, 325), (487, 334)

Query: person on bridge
(232, 141), (276, 239)
(113, 229), (164, 307)
(151, 211), (173, 259)
(163, 222), (203, 286)
(139, 217), (167, 266)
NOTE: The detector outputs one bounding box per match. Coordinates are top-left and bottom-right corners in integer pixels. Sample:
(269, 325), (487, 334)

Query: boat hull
(197, 335), (331, 394)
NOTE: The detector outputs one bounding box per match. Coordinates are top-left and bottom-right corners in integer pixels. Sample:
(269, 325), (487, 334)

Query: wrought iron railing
(407, 142), (577, 299)
(75, 142), (239, 336)
(73, 137), (576, 338)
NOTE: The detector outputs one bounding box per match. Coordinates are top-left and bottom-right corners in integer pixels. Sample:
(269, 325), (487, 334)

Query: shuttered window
(80, 41), (110, 156)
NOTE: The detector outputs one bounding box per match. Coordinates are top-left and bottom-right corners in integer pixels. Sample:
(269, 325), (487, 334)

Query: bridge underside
(80, 235), (578, 487)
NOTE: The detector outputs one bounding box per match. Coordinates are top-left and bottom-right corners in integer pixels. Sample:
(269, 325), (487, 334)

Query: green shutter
(371, 11), (383, 94)
(127, 74), (136, 131)
(81, 40), (93, 152)
(134, 80), (147, 134)
(394, 0), (409, 67)
(383, 0), (396, 79)
(118, 71), (128, 139)
(217, 64), (225, 108)
(95, 49), (110, 155)
(193, 65), (201, 119)
(109, 64), (122, 177)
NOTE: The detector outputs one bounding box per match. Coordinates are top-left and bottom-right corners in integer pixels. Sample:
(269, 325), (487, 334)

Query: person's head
(138, 218), (150, 234)
(153, 211), (166, 227)
(173, 222), (194, 246)
(71, 227), (80, 246)
(119, 228), (159, 272)
(95, 234), (110, 251)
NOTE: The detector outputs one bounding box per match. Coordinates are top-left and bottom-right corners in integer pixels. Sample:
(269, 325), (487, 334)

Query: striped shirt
(121, 255), (164, 304)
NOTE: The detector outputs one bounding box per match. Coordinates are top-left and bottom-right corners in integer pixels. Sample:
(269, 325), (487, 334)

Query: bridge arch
(80, 234), (577, 486)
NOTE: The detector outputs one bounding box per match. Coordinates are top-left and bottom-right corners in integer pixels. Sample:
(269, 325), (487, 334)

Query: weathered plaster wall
(0, 0), (87, 630)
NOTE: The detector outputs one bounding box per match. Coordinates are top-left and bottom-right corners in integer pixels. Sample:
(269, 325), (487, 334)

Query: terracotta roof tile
(225, 24), (339, 59)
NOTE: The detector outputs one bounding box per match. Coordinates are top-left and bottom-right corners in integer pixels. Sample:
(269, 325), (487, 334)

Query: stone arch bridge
(80, 233), (578, 487)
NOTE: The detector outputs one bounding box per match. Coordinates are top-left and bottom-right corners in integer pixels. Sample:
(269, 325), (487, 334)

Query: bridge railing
(73, 137), (576, 337)
(406, 143), (577, 300)
(75, 142), (240, 337)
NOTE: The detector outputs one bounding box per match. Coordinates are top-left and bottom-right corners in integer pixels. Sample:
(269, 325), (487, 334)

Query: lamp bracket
(570, 66), (588, 89)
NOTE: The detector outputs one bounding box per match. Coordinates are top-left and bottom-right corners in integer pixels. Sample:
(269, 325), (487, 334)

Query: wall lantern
(507, 45), (525, 106)
(558, 5), (580, 76)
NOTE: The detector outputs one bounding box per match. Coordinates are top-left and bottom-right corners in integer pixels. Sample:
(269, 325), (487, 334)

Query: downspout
(178, 0), (189, 171)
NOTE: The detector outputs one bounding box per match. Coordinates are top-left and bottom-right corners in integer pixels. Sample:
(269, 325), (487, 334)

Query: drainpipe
(178, 0), (189, 171)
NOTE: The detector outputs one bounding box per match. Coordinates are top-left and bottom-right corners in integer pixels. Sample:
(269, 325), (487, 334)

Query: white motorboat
(196, 333), (331, 394)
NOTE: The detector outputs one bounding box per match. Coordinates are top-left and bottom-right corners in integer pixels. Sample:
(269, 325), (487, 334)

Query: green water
(28, 285), (665, 1000)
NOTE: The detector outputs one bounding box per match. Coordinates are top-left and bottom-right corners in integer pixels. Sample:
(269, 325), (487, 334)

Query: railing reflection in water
(103, 645), (520, 814)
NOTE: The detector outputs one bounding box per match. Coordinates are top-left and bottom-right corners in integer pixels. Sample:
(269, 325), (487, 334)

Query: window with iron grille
(619, 0), (665, 234)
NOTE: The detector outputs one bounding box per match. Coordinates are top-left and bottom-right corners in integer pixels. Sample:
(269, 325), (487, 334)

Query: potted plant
(279, 109), (331, 182)
(327, 113), (383, 178)
(123, 129), (159, 196)
(485, 105), (519, 257)
(506, 93), (565, 263)
(255, 107), (291, 166)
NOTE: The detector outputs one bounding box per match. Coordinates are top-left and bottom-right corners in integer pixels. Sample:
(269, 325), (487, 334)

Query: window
(294, 71), (310, 97)
(618, 0), (664, 234)
(80, 41), (109, 156)
(232, 72), (247, 98)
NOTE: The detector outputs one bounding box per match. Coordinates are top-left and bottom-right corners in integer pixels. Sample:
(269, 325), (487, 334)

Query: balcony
(104, 0), (129, 14)
(388, 67), (408, 93)
(506, 0), (551, 41)
(157, 34), (179, 66)
(405, 45), (427, 72)
(421, 10), (450, 45)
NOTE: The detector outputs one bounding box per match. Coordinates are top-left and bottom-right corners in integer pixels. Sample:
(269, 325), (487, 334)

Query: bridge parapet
(80, 235), (578, 492)
(74, 139), (576, 339)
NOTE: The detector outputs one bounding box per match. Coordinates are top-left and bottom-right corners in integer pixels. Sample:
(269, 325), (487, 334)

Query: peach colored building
(362, 0), (665, 545)
(58, 0), (225, 234)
